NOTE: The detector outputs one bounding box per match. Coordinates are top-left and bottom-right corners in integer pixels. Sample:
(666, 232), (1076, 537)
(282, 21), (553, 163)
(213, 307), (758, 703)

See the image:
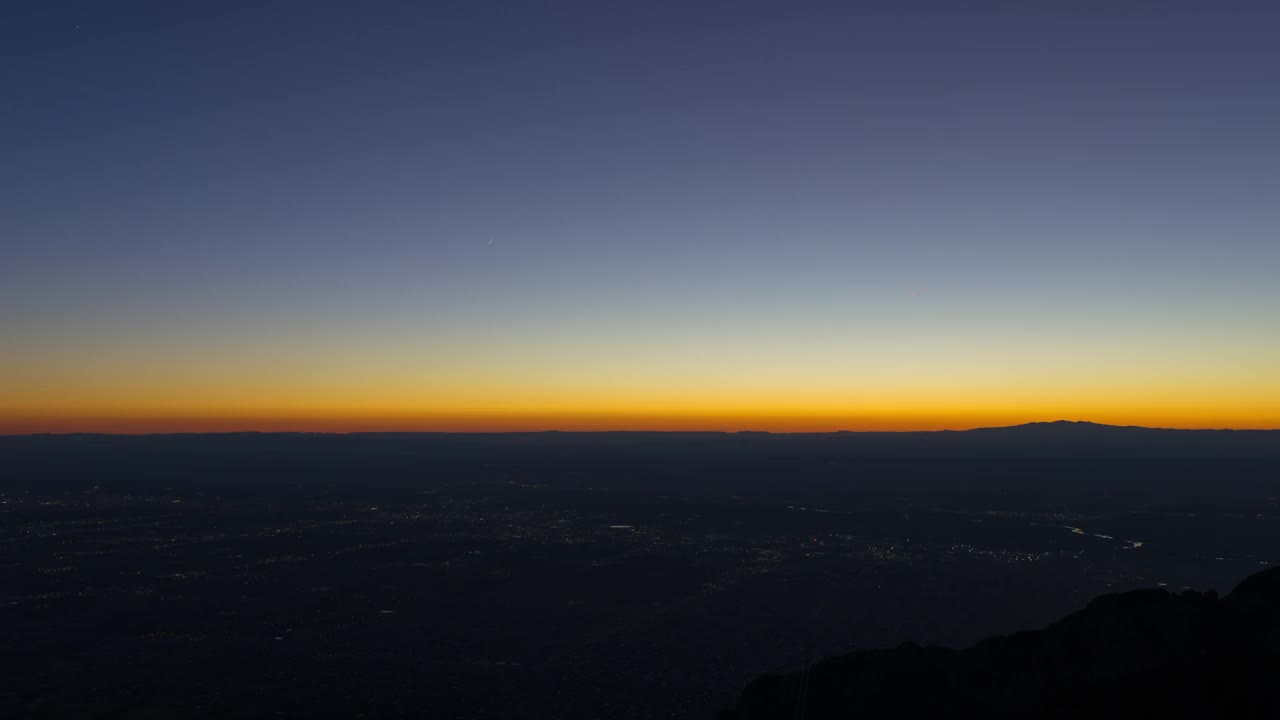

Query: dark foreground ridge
(720, 566), (1280, 719)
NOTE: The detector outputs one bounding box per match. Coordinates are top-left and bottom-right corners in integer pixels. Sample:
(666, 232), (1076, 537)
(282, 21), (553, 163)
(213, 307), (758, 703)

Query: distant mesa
(973, 420), (1140, 432)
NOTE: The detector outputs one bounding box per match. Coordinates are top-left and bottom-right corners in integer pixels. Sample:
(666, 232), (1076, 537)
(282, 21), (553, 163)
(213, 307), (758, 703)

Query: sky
(3, 1), (1279, 433)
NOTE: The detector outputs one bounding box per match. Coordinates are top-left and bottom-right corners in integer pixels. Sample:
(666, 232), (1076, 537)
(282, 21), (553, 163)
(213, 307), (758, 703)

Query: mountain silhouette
(974, 420), (1146, 432)
(718, 566), (1280, 719)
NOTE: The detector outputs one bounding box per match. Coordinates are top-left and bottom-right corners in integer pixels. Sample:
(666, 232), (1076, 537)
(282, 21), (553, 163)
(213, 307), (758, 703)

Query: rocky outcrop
(720, 567), (1280, 719)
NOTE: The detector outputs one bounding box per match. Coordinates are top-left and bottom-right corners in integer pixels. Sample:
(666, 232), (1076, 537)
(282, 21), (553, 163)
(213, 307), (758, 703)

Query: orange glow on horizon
(3, 408), (1277, 435)
(5, 342), (1278, 434)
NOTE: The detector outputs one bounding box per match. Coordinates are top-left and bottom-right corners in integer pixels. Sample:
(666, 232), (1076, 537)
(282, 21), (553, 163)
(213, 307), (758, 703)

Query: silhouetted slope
(719, 567), (1280, 719)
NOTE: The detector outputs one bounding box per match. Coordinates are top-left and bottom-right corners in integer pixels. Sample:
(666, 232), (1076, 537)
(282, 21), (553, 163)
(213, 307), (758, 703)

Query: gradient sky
(3, 1), (1279, 433)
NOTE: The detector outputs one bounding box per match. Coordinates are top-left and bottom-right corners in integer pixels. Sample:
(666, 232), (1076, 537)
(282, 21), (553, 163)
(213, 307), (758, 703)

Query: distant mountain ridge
(4, 422), (1279, 496)
(4, 421), (1280, 463)
(975, 420), (1150, 431)
(719, 566), (1280, 719)
(971, 419), (1277, 434)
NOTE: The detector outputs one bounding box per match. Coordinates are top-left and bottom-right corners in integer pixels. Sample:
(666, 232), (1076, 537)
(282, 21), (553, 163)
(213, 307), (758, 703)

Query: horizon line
(6, 420), (1280, 437)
